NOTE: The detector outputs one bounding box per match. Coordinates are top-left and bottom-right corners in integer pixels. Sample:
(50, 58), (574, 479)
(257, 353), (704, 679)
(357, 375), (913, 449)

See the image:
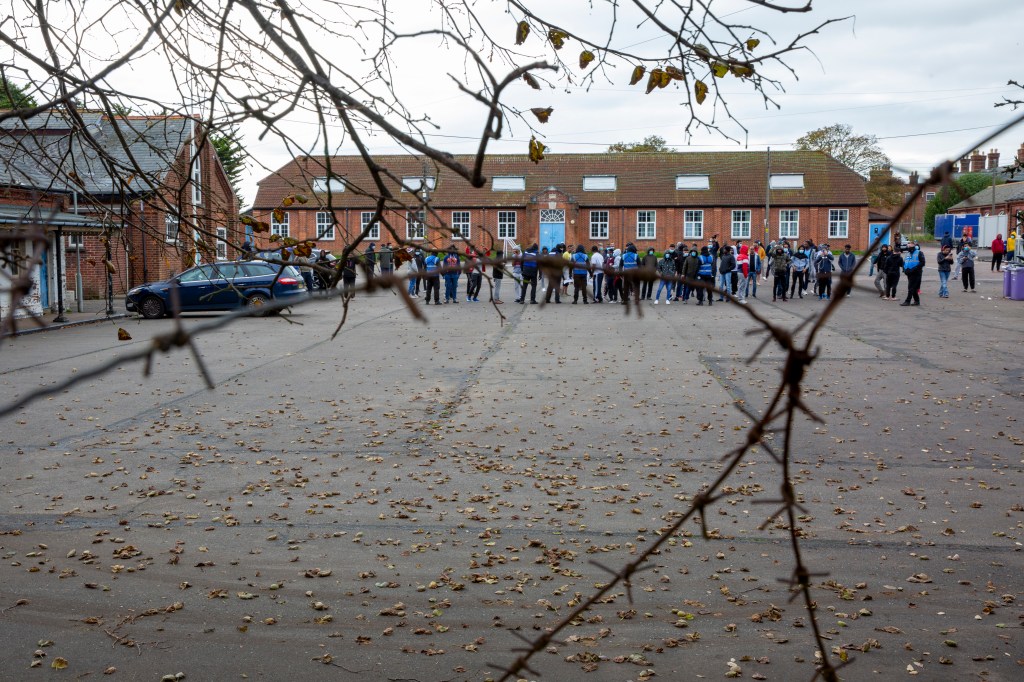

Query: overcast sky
(8, 1), (1023, 205)
(228, 0), (1024, 204)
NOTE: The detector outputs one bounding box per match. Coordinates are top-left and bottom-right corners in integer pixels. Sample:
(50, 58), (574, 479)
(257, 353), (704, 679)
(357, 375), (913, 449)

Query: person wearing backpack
(515, 243), (539, 304)
(900, 241), (925, 306)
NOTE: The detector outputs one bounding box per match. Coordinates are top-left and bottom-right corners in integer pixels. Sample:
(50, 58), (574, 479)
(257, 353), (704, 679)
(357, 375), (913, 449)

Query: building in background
(1, 110), (240, 319)
(253, 151), (868, 255)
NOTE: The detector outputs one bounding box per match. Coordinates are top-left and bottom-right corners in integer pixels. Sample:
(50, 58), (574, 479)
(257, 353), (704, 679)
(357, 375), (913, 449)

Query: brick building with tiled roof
(252, 151), (868, 253)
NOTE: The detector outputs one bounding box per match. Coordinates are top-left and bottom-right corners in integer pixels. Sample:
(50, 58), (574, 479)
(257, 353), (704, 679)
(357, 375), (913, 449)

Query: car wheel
(139, 296), (165, 319)
(247, 292), (271, 316)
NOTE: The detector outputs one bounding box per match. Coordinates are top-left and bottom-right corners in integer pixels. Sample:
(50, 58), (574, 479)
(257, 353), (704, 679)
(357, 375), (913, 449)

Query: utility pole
(764, 147), (771, 244)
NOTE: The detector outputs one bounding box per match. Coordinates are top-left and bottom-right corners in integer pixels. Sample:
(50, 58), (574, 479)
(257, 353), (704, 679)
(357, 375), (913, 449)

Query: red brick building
(252, 151), (868, 254)
(1, 110), (240, 318)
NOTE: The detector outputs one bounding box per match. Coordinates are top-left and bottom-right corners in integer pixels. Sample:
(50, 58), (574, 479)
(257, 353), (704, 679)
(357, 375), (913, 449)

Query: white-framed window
(731, 209), (752, 239)
(190, 137), (202, 206)
(769, 173), (804, 189)
(316, 211), (335, 240)
(401, 176), (436, 193)
(676, 174), (710, 190)
(637, 210), (656, 240)
(492, 176), (526, 191)
(407, 210), (425, 240)
(452, 211), (471, 240)
(216, 227), (228, 260)
(360, 211), (380, 240)
(583, 175), (617, 191)
(925, 191), (936, 201)
(779, 209), (799, 239)
(271, 211), (289, 238)
(66, 233), (85, 249)
(497, 210), (516, 239)
(683, 210), (703, 239)
(313, 177), (346, 194)
(828, 209), (849, 239)
(165, 208), (179, 242)
(590, 210), (609, 239)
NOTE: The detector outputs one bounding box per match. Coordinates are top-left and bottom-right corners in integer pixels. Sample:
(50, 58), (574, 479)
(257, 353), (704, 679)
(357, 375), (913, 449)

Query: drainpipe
(54, 227), (67, 322)
(73, 191), (83, 312)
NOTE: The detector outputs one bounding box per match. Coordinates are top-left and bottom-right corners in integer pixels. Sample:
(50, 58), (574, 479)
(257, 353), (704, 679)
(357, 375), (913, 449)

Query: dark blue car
(126, 261), (307, 319)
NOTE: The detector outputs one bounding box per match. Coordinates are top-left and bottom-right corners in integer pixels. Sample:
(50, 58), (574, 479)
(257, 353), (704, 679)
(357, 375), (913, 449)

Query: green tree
(924, 172), (1002, 230)
(607, 134), (672, 153)
(865, 167), (905, 210)
(211, 129), (247, 205)
(0, 78), (37, 109)
(794, 123), (890, 176)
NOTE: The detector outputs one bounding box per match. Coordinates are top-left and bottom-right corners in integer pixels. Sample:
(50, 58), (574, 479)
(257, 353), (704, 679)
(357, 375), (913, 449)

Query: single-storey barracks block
(253, 151), (868, 255)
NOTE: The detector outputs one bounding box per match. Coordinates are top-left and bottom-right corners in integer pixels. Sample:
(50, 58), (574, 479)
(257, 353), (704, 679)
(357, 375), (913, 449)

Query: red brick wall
(254, 202), (868, 255)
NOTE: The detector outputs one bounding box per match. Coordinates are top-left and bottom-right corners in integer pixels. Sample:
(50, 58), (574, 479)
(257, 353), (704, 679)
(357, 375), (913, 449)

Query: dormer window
(769, 174), (804, 189)
(583, 175), (617, 191)
(492, 176), (526, 191)
(401, 176), (437, 193)
(676, 174), (709, 190)
(313, 177), (346, 193)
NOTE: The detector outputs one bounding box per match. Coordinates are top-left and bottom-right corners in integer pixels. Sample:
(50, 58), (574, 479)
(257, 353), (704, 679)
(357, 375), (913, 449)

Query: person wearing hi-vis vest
(900, 241), (926, 306)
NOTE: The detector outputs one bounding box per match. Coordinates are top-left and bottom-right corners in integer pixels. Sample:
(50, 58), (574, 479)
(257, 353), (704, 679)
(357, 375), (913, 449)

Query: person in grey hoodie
(838, 244), (857, 296)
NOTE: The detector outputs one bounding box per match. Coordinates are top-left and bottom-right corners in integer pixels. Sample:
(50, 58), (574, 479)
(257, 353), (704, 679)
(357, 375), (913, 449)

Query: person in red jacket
(991, 234), (1005, 271)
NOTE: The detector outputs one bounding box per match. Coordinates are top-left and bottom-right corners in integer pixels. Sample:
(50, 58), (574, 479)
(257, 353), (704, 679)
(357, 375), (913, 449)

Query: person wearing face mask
(771, 246), (790, 301)
(680, 247), (701, 302)
(590, 245), (605, 303)
(900, 241), (925, 306)
(654, 249), (676, 304)
(745, 244), (761, 299)
(641, 247), (658, 299)
(790, 247), (809, 299)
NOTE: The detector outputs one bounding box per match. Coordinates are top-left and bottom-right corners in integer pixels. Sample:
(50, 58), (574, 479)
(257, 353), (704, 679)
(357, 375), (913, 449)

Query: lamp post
(53, 227), (68, 323)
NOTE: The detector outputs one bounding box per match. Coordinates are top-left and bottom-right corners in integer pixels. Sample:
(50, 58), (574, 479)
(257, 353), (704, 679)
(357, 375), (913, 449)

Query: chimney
(959, 156), (971, 173)
(908, 171), (919, 186)
(987, 148), (1000, 170)
(1018, 143), (1024, 165)
(970, 149), (986, 172)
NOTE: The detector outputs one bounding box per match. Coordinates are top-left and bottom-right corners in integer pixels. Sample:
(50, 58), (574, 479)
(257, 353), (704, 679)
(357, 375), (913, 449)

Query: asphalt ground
(0, 260), (1021, 682)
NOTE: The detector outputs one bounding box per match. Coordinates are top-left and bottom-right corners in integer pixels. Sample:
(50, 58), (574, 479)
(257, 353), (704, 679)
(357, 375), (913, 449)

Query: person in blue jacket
(571, 245), (591, 304)
(620, 243), (639, 304)
(515, 243), (540, 304)
(422, 250), (441, 304)
(695, 246), (715, 306)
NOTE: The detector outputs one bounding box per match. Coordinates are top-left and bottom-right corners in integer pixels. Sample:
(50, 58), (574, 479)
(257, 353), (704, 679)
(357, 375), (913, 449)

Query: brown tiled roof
(253, 151), (867, 210)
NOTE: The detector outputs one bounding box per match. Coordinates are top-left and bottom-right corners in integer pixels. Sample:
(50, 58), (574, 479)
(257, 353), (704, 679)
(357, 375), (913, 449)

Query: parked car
(126, 261), (307, 319)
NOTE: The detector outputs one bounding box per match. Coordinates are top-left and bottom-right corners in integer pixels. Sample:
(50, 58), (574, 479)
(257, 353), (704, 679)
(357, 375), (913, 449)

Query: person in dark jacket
(673, 244), (688, 300)
(491, 250), (505, 303)
(681, 247), (701, 303)
(771, 247), (790, 302)
(872, 245), (890, 297)
(815, 246), (835, 300)
(936, 244), (953, 298)
(882, 247), (903, 300)
(717, 246), (736, 301)
(641, 248), (658, 299)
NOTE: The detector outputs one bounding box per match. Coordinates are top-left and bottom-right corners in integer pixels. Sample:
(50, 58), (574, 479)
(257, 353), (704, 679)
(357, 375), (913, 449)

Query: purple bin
(1004, 268), (1014, 298)
(1011, 268), (1024, 301)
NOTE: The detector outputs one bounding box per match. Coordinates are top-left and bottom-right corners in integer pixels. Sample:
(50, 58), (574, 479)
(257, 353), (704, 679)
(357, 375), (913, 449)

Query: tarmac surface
(0, 258), (1021, 681)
